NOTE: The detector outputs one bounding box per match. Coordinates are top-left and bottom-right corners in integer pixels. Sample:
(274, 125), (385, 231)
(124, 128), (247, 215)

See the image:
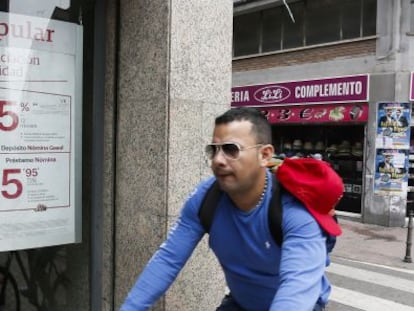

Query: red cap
(276, 158), (344, 236)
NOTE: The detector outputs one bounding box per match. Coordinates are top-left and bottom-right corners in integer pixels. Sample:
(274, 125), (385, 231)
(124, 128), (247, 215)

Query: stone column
(111, 1), (232, 310)
(363, 0), (413, 227)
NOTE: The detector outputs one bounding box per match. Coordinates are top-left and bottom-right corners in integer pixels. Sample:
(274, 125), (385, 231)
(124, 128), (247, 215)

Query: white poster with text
(0, 12), (82, 251)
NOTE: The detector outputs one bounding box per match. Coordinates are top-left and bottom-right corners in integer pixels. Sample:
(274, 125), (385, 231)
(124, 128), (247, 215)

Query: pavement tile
(333, 216), (414, 270)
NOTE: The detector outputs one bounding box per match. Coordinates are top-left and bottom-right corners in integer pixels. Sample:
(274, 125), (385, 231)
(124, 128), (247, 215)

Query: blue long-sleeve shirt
(120, 171), (330, 311)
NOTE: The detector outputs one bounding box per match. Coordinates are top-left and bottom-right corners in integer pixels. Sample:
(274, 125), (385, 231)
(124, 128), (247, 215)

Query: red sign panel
(261, 103), (368, 124)
(232, 74), (369, 107)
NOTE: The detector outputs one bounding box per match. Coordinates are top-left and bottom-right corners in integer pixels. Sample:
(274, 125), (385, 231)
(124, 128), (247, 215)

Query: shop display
(352, 142), (363, 157)
(292, 139), (303, 150)
(272, 125), (364, 213)
(314, 141), (325, 152)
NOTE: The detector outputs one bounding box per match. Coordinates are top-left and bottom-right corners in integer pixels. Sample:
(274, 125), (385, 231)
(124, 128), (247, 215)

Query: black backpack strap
(268, 175), (283, 247)
(325, 215), (338, 253)
(198, 181), (222, 233)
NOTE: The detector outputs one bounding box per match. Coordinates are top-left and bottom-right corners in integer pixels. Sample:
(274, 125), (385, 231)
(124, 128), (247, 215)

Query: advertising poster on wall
(374, 149), (408, 195)
(0, 13), (82, 251)
(376, 102), (411, 149)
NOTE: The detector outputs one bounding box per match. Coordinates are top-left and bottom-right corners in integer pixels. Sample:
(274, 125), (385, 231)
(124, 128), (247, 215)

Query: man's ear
(260, 144), (274, 167)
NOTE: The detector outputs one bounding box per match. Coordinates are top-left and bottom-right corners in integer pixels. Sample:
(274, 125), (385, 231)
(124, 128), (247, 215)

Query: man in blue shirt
(120, 107), (342, 311)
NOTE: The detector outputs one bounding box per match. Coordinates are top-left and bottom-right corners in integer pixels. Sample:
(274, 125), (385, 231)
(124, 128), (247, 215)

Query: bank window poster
(0, 13), (83, 251)
(374, 149), (408, 195)
(376, 102), (411, 149)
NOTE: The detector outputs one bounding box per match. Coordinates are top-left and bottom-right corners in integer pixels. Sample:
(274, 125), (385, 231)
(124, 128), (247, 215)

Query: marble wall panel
(113, 0), (232, 310)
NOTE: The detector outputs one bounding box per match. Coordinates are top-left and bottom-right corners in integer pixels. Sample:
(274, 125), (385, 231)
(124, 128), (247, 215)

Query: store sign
(261, 103), (368, 124)
(410, 72), (414, 101)
(0, 13), (83, 251)
(232, 74), (369, 107)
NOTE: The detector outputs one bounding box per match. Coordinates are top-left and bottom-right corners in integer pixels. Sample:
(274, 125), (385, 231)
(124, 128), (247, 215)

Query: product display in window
(277, 138), (363, 160)
(272, 124), (364, 214)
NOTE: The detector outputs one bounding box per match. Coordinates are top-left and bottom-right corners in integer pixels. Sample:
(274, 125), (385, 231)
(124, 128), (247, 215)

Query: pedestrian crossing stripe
(335, 258), (414, 275)
(326, 263), (414, 293)
(330, 286), (414, 311)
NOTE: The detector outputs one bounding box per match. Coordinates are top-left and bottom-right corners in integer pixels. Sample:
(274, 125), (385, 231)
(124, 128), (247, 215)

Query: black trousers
(216, 294), (325, 311)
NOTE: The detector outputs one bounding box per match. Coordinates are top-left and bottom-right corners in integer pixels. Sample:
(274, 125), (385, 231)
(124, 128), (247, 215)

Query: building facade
(232, 0), (414, 227)
(2, 1), (414, 310)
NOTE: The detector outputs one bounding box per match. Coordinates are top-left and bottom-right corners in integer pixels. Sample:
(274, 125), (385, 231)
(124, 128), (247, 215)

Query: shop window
(362, 0), (377, 36)
(271, 124), (365, 214)
(306, 0), (340, 45)
(233, 12), (261, 57)
(4, 0), (82, 23)
(233, 0), (377, 58)
(262, 7), (282, 52)
(282, 2), (305, 49)
(0, 0), (95, 310)
(342, 0), (362, 39)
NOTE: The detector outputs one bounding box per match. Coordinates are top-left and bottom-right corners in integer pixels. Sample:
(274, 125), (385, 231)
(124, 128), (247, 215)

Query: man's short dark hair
(215, 107), (272, 144)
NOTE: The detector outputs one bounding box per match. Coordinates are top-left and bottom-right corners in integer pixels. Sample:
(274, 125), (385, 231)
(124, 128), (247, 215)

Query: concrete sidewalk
(333, 216), (414, 270)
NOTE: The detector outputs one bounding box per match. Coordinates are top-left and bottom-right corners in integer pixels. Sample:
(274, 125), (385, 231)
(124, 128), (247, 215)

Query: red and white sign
(261, 103), (368, 124)
(232, 74), (369, 107)
(0, 13), (83, 251)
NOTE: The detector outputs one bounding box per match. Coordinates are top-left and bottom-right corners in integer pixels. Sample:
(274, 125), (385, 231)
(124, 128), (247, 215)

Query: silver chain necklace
(254, 174), (268, 209)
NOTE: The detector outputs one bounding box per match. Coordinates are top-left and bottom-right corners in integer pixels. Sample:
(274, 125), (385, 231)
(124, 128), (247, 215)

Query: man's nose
(212, 148), (227, 164)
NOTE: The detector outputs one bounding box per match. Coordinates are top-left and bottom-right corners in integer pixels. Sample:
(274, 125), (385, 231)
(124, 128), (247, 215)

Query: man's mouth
(214, 171), (233, 179)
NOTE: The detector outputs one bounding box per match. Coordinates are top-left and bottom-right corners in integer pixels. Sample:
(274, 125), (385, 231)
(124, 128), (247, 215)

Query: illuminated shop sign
(232, 74), (369, 107)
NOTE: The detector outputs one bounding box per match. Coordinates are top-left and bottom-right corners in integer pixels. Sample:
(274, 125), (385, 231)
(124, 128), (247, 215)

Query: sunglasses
(205, 142), (263, 160)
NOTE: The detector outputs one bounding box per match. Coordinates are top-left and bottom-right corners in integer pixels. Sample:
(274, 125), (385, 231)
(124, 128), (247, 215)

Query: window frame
(232, 0), (377, 59)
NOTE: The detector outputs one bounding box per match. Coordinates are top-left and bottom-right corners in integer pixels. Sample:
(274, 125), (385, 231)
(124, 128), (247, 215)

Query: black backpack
(198, 175), (337, 252)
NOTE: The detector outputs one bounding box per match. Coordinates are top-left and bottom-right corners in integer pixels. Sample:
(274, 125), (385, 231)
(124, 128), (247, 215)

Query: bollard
(404, 209), (413, 263)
